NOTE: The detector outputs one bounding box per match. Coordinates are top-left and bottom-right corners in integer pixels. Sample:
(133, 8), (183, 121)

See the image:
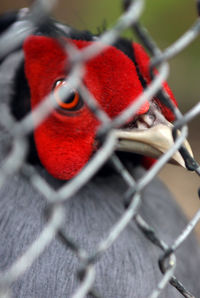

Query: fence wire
(0, 0), (200, 297)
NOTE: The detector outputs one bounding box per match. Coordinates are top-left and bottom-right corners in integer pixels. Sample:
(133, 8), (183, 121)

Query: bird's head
(23, 35), (192, 180)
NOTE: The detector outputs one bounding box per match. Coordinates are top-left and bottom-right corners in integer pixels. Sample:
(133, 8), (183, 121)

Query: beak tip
(115, 124), (194, 170)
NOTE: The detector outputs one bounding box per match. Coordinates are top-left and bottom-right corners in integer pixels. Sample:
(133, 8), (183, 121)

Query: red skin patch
(24, 37), (146, 179)
(132, 43), (177, 122)
(24, 37), (177, 179)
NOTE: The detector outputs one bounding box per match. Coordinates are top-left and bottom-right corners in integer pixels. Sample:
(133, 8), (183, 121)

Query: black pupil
(62, 91), (76, 104)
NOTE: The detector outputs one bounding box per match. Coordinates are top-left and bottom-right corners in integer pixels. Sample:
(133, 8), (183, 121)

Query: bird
(0, 9), (200, 298)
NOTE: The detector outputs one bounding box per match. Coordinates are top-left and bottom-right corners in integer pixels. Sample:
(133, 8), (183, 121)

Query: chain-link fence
(0, 0), (200, 297)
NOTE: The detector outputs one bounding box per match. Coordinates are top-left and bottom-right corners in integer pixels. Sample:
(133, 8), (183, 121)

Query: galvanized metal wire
(0, 0), (200, 297)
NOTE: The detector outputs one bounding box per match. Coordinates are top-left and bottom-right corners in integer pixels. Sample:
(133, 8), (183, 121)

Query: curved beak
(115, 123), (193, 168)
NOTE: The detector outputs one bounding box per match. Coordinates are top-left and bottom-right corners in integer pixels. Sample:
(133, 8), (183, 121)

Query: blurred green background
(1, 0), (200, 235)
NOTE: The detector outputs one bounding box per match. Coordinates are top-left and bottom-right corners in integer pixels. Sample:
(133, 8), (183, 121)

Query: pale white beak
(115, 123), (193, 168)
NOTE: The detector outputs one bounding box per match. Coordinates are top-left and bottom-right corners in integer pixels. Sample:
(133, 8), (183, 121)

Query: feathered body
(0, 13), (199, 297)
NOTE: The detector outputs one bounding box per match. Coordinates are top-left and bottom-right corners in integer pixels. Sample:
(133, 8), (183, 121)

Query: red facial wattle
(24, 36), (151, 180)
(132, 43), (177, 122)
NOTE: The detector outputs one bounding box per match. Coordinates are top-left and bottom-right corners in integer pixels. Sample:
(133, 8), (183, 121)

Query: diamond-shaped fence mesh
(0, 0), (200, 297)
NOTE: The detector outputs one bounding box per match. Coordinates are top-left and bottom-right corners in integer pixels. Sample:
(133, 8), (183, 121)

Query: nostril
(139, 114), (156, 128)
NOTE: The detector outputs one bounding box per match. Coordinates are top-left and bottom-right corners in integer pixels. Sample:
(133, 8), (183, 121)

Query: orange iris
(54, 80), (79, 110)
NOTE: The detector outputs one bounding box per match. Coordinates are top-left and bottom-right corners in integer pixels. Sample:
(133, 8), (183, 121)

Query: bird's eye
(53, 79), (82, 111)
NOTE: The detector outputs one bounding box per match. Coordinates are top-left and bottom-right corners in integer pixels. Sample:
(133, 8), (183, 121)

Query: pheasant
(0, 10), (199, 297)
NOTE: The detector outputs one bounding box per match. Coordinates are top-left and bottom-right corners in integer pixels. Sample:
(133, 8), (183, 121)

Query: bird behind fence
(0, 1), (200, 298)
